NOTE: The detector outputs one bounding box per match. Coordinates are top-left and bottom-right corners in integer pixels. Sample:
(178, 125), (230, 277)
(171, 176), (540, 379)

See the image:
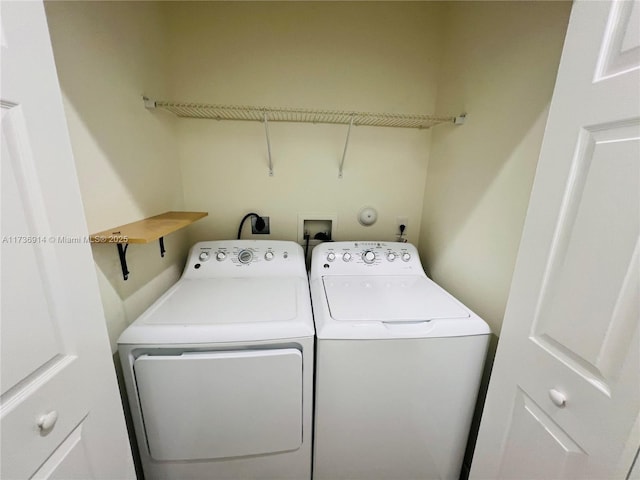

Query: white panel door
(471, 1), (640, 479)
(0, 2), (135, 478)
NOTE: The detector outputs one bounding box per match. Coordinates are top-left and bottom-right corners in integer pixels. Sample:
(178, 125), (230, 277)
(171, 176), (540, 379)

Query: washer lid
(323, 275), (469, 322)
(142, 278), (297, 325)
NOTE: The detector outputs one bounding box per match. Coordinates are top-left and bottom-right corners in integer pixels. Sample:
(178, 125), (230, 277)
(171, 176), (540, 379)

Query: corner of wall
(45, 1), (190, 352)
(418, 1), (572, 335)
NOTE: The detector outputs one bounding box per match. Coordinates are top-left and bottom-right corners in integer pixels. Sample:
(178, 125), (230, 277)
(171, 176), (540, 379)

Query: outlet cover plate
(251, 216), (270, 234)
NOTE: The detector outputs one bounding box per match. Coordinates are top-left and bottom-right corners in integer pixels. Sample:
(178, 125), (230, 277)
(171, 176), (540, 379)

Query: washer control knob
(199, 251), (210, 262)
(264, 251), (274, 261)
(343, 252), (352, 262)
(327, 252), (336, 262)
(402, 252), (411, 262)
(238, 249), (253, 264)
(387, 252), (396, 262)
(215, 251), (226, 261)
(363, 250), (376, 264)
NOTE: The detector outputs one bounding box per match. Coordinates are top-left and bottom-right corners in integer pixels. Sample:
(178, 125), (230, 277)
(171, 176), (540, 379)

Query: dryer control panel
(184, 240), (307, 279)
(310, 241), (425, 278)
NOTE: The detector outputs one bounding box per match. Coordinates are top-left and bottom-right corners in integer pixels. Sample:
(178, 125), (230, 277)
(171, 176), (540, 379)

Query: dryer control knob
(387, 252), (396, 262)
(199, 251), (210, 262)
(264, 251), (274, 261)
(343, 252), (352, 262)
(215, 251), (226, 261)
(238, 249), (253, 264)
(327, 252), (336, 262)
(402, 252), (411, 262)
(363, 250), (376, 264)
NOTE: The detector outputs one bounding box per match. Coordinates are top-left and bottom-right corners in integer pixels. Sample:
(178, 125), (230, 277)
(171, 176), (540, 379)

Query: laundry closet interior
(44, 0), (571, 473)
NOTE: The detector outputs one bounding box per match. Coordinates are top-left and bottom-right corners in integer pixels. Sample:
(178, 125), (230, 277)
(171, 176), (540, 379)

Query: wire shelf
(143, 97), (466, 177)
(152, 101), (456, 129)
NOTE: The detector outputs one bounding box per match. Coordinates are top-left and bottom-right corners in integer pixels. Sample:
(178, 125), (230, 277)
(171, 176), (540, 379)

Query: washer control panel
(184, 240), (305, 278)
(311, 241), (422, 276)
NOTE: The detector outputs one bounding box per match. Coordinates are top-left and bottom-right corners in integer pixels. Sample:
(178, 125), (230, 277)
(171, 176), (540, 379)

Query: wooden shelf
(90, 211), (207, 281)
(90, 211), (207, 244)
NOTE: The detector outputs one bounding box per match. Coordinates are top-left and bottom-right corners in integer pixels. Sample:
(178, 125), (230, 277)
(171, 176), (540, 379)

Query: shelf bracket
(338, 115), (355, 179)
(263, 112), (274, 176)
(454, 113), (467, 125)
(116, 243), (130, 281)
(116, 239), (166, 281)
(143, 96), (157, 109)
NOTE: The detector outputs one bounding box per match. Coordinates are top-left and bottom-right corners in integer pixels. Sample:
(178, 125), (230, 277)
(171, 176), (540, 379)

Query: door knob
(549, 389), (567, 408)
(37, 410), (58, 431)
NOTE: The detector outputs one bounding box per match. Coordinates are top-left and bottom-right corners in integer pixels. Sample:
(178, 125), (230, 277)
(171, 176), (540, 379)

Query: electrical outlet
(251, 216), (270, 234)
(397, 216), (408, 240)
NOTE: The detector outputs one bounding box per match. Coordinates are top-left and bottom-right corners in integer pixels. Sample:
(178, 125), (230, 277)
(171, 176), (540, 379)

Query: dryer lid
(142, 278), (298, 325)
(323, 275), (469, 322)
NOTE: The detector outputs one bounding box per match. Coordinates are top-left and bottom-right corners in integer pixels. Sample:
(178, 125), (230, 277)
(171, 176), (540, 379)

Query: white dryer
(310, 241), (490, 480)
(118, 240), (314, 480)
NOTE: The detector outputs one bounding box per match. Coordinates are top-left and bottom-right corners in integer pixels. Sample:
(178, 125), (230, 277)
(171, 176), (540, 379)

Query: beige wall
(165, 2), (444, 245)
(419, 1), (572, 335)
(46, 1), (189, 353)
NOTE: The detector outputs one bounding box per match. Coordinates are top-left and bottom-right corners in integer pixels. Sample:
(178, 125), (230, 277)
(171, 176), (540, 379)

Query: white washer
(310, 241), (490, 480)
(118, 240), (314, 480)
